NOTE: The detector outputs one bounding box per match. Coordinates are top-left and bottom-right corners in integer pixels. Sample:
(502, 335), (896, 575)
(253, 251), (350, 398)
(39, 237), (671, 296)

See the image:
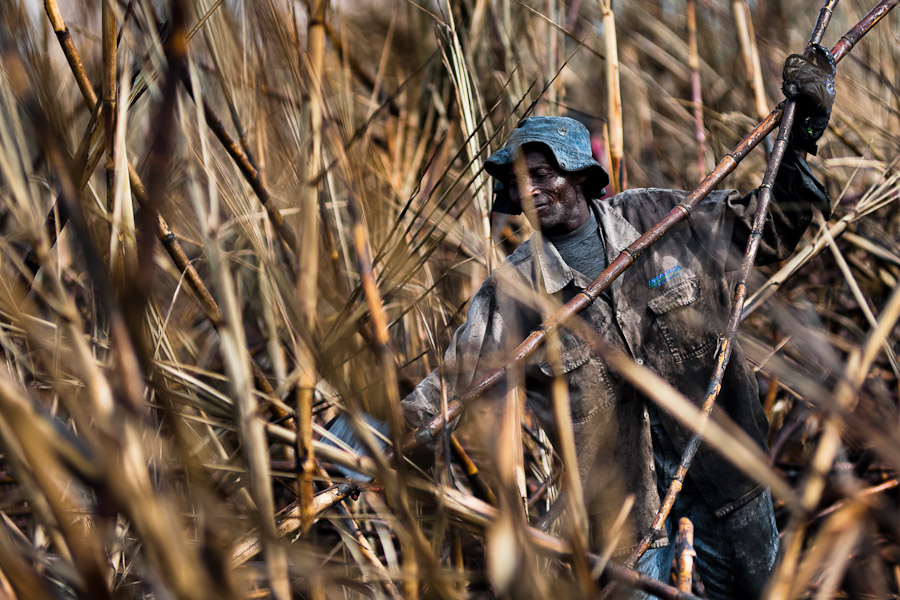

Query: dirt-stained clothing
(401, 149), (827, 554)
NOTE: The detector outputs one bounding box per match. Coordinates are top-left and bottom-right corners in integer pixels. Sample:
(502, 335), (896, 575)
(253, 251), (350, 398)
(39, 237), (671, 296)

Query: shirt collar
(593, 196), (642, 258)
(531, 198), (642, 294)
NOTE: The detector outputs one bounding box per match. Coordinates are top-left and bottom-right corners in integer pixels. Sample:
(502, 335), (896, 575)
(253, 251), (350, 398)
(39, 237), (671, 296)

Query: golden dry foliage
(0, 0), (898, 598)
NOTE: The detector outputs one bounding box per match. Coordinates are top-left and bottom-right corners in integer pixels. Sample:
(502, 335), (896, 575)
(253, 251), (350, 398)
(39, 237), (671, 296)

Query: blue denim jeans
(640, 420), (779, 600)
(631, 546), (669, 600)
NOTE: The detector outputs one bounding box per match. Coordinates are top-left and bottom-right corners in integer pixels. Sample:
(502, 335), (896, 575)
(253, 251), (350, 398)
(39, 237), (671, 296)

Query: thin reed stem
(296, 0), (326, 538)
(732, 0), (769, 122)
(686, 0), (706, 181)
(601, 0), (626, 192)
(43, 0), (95, 110)
(450, 433), (497, 504)
(102, 0), (116, 248)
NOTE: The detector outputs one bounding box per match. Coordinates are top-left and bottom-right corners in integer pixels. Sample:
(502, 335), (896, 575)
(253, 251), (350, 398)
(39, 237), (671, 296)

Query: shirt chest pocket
(647, 277), (718, 363)
(536, 337), (615, 423)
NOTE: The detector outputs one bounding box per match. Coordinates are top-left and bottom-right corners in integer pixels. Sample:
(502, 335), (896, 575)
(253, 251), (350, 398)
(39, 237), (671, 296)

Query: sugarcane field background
(0, 0), (899, 597)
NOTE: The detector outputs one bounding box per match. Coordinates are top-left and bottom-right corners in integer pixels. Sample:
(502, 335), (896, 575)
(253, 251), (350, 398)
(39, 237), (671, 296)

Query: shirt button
(650, 462), (655, 471)
(616, 310), (622, 319)
(643, 409), (649, 420)
(636, 358), (644, 366)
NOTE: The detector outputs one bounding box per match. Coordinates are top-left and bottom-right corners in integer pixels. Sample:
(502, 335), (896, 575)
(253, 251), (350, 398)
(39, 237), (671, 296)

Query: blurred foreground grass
(0, 0), (898, 598)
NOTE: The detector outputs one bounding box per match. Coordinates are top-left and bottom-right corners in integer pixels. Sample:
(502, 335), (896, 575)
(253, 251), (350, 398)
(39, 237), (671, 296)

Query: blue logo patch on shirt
(649, 265), (682, 288)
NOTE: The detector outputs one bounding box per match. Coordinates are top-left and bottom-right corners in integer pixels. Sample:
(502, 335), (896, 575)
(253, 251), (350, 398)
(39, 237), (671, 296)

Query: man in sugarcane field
(397, 46), (835, 597)
(334, 48), (835, 598)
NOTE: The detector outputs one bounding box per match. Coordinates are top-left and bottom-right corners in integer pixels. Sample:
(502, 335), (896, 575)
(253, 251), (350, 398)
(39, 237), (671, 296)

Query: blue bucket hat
(485, 116), (610, 215)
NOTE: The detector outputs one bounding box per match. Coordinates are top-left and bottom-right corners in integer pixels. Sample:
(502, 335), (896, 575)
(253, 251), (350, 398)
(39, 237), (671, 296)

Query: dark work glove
(782, 44), (836, 156)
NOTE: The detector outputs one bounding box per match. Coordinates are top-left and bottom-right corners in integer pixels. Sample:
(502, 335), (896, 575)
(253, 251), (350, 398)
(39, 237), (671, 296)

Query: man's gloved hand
(782, 44), (836, 155)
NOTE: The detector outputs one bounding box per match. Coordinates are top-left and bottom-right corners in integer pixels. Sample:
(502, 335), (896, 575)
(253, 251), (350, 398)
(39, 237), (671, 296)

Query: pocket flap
(647, 277), (700, 314)
(538, 338), (591, 376)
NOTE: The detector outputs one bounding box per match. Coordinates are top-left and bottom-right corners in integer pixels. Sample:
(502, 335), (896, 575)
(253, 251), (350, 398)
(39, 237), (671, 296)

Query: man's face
(504, 146), (590, 236)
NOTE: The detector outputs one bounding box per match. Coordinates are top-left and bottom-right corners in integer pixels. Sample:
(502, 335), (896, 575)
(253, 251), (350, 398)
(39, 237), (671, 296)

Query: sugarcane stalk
(303, 0), (400, 116)
(547, 0), (560, 109)
(296, 0), (326, 539)
(547, 309), (594, 595)
(43, 1), (94, 111)
(732, 0), (769, 123)
(600, 0), (625, 192)
(450, 434), (497, 505)
(102, 0), (117, 248)
(686, 0), (707, 181)
(675, 518), (695, 593)
(398, 0), (895, 468)
(208, 202), (290, 596)
(345, 187), (437, 596)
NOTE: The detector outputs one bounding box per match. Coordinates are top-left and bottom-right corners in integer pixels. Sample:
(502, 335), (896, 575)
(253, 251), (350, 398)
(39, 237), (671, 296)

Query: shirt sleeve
(732, 144), (829, 271)
(400, 274), (512, 433)
(694, 144), (830, 272)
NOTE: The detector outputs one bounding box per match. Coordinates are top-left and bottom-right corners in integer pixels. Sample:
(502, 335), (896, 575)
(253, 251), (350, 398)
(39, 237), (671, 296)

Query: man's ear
(569, 171), (588, 188)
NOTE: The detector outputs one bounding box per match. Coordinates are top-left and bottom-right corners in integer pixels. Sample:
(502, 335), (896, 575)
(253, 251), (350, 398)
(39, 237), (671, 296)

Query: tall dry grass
(0, 0), (898, 598)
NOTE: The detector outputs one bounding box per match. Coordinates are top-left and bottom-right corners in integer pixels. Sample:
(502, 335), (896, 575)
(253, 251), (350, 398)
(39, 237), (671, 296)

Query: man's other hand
(782, 44), (836, 155)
